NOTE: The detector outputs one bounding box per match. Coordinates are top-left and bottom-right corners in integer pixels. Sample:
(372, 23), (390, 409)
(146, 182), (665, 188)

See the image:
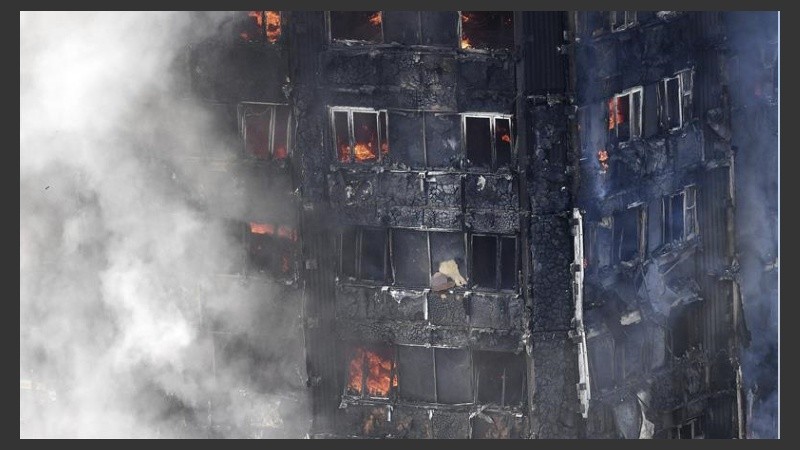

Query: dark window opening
(669, 415), (705, 439)
(662, 186), (696, 244)
(247, 221), (297, 278)
(612, 207), (642, 264)
(340, 227), (389, 283)
(398, 346), (435, 402)
(239, 11), (281, 43)
(471, 235), (517, 290)
(460, 11), (513, 50)
(330, 11), (383, 43)
(239, 103), (292, 161)
(346, 345), (397, 399)
(464, 115), (514, 169)
(391, 229), (430, 287)
(474, 351), (525, 407)
(435, 348), (472, 404)
(331, 108), (389, 164)
(659, 70), (693, 131)
(610, 11), (637, 31)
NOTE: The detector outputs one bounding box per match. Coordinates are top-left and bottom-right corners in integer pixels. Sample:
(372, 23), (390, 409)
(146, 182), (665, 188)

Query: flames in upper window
(240, 11), (281, 43)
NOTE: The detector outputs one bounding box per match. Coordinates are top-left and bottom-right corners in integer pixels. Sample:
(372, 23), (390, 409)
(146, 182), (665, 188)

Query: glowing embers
(460, 11), (513, 50)
(247, 221), (298, 278)
(330, 11), (383, 43)
(331, 108), (389, 164)
(346, 346), (397, 398)
(239, 11), (281, 43)
(597, 149), (610, 173)
(239, 103), (291, 161)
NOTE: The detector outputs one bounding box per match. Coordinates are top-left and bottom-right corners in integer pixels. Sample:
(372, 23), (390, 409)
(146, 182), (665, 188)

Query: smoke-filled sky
(20, 11), (308, 438)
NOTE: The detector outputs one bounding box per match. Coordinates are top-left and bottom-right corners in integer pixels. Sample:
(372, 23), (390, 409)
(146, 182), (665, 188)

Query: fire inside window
(658, 69), (694, 131)
(608, 87), (643, 142)
(239, 103), (291, 160)
(460, 11), (514, 50)
(612, 205), (644, 264)
(662, 186), (697, 244)
(470, 234), (517, 291)
(331, 107), (389, 163)
(346, 346), (397, 399)
(239, 11), (281, 43)
(329, 11), (383, 43)
(464, 114), (513, 169)
(248, 221), (297, 278)
(610, 11), (637, 31)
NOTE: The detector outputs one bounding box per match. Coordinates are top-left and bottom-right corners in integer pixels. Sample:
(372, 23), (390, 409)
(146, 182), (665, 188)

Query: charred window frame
(246, 221), (298, 279)
(658, 69), (694, 131)
(390, 229), (468, 290)
(238, 11), (282, 44)
(463, 114), (514, 170)
(458, 11), (514, 51)
(608, 87), (643, 143)
(662, 185), (698, 244)
(328, 11), (384, 44)
(344, 345), (397, 400)
(238, 103), (292, 161)
(612, 204), (645, 265)
(397, 345), (473, 405)
(473, 351), (526, 407)
(330, 107), (389, 164)
(340, 227), (390, 283)
(668, 415), (706, 439)
(610, 11), (637, 31)
(469, 234), (518, 291)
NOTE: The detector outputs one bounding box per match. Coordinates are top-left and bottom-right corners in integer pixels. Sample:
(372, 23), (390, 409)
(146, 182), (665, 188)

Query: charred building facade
(184, 10), (777, 439)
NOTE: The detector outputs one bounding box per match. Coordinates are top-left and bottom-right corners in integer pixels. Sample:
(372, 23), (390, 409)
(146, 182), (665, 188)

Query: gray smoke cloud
(20, 11), (309, 438)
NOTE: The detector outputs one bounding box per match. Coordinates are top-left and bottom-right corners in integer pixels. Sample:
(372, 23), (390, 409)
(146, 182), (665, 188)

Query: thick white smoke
(20, 11), (309, 438)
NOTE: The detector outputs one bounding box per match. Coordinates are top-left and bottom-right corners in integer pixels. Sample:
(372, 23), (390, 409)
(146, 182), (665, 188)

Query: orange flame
(243, 11), (281, 43)
(501, 133), (511, 143)
(369, 12), (382, 26)
(461, 37), (472, 49)
(597, 149), (609, 172)
(250, 222), (275, 235)
(381, 142), (389, 155)
(608, 97), (625, 130)
(354, 142), (377, 162)
(274, 145), (288, 160)
(347, 348), (394, 397)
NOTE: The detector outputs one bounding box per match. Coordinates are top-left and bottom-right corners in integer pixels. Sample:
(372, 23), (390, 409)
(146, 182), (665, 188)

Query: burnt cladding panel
(425, 113), (462, 169)
(523, 11), (567, 94)
(388, 111), (426, 169)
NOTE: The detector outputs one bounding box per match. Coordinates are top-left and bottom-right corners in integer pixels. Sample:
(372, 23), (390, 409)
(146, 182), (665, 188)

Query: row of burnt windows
(344, 344), (525, 407)
(330, 107), (514, 170)
(585, 186), (697, 268)
(577, 11), (686, 37)
(601, 69), (694, 144)
(238, 11), (514, 50)
(340, 227), (518, 292)
(237, 102), (514, 170)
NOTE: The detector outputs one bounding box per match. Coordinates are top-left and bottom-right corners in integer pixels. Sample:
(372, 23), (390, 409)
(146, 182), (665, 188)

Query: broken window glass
(330, 11), (383, 43)
(239, 103), (292, 160)
(346, 346), (396, 399)
(460, 11), (514, 50)
(330, 108), (389, 164)
(474, 351), (525, 406)
(339, 227), (388, 282)
(239, 11), (281, 43)
(464, 115), (514, 169)
(398, 345), (435, 402)
(471, 235), (517, 290)
(612, 206), (642, 264)
(391, 229), (430, 287)
(610, 11), (637, 31)
(435, 348), (473, 404)
(659, 70), (693, 131)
